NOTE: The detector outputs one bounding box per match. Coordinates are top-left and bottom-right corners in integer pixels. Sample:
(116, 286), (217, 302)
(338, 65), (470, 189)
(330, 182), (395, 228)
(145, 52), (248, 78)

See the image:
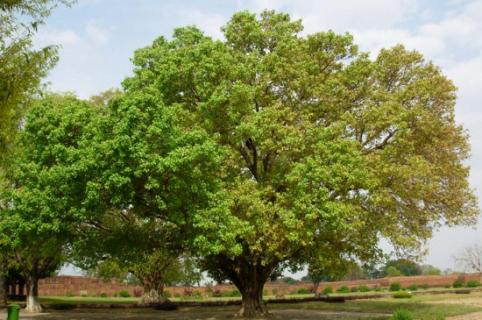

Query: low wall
(36, 273), (482, 297)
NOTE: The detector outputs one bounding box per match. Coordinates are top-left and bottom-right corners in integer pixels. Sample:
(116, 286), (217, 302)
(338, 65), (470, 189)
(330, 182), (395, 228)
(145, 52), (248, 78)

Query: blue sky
(34, 0), (482, 273)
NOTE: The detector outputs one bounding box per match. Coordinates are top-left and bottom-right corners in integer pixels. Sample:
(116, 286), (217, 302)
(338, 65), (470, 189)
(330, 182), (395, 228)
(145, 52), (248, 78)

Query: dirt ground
(0, 307), (389, 320)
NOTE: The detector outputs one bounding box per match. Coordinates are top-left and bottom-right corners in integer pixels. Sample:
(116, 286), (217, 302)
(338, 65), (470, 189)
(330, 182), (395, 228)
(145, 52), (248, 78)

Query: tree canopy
(122, 10), (478, 317)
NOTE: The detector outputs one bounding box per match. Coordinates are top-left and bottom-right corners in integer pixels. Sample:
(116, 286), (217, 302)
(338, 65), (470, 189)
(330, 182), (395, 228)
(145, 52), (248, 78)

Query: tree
(0, 94), (99, 312)
(457, 244), (482, 274)
(67, 90), (222, 303)
(384, 259), (422, 277)
(123, 10), (478, 317)
(0, 0), (71, 307)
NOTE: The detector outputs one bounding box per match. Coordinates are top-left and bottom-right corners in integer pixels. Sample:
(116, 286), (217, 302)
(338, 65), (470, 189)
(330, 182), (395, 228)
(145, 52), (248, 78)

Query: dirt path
(447, 311), (482, 320)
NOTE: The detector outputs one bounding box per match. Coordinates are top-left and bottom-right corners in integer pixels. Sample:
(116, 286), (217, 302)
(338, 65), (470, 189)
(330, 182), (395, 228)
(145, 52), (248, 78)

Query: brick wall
(36, 273), (482, 297)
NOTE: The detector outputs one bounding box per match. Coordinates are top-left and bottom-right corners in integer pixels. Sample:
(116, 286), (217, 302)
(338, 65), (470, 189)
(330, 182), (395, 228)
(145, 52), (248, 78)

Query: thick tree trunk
(237, 281), (267, 318)
(140, 281), (168, 304)
(25, 276), (42, 313)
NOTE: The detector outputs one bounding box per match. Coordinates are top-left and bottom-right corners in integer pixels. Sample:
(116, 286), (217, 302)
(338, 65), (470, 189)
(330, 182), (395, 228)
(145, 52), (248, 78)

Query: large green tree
(123, 11), (478, 317)
(0, 0), (71, 307)
(0, 94), (97, 311)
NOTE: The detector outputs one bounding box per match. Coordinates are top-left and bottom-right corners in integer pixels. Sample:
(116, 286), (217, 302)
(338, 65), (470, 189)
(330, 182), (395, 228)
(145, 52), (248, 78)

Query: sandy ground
(0, 308), (389, 320)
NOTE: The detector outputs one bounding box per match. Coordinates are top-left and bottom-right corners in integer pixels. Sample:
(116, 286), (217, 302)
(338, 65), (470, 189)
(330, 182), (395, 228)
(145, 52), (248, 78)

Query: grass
(35, 292), (482, 319)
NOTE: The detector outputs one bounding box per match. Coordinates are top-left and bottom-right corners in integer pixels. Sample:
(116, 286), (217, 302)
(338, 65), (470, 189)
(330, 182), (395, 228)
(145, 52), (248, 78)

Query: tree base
(140, 289), (169, 304)
(237, 299), (269, 318)
(25, 297), (42, 313)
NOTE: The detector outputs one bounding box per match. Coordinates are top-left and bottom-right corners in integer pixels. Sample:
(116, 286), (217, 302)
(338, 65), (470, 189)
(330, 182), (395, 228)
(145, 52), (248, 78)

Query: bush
(222, 289), (241, 297)
(453, 279), (464, 288)
(420, 284), (429, 290)
(118, 290), (130, 298)
(99, 293), (108, 298)
(407, 284), (418, 291)
(391, 309), (413, 320)
(65, 292), (74, 297)
(374, 286), (382, 292)
(336, 286), (350, 294)
(322, 286), (333, 295)
(164, 290), (172, 298)
(358, 285), (370, 292)
(393, 291), (412, 299)
(389, 282), (401, 292)
(350, 286), (358, 293)
(297, 287), (309, 295)
(466, 280), (480, 288)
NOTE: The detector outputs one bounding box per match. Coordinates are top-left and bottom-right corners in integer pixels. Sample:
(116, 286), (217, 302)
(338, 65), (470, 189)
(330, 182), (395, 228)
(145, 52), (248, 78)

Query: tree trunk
(18, 278), (25, 296)
(231, 261), (272, 318)
(0, 257), (7, 308)
(238, 282), (267, 318)
(313, 281), (320, 297)
(25, 276), (42, 313)
(140, 282), (168, 304)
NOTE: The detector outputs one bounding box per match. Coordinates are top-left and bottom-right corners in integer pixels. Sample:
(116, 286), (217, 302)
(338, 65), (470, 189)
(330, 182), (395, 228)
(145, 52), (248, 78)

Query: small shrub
(391, 309), (413, 320)
(118, 290), (130, 298)
(358, 285), (370, 292)
(263, 289), (269, 296)
(65, 291), (74, 297)
(407, 284), (418, 291)
(79, 290), (88, 297)
(322, 286), (333, 295)
(297, 287), (309, 294)
(350, 286), (358, 293)
(389, 282), (401, 292)
(164, 290), (172, 298)
(336, 286), (350, 294)
(374, 286), (382, 292)
(99, 293), (108, 298)
(453, 279), (464, 288)
(466, 280), (480, 288)
(444, 284), (451, 288)
(420, 284), (429, 290)
(174, 293), (181, 298)
(393, 291), (412, 299)
(222, 289), (241, 297)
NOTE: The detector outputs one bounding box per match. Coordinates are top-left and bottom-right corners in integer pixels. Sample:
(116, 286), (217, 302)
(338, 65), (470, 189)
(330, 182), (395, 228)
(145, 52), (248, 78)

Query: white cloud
(85, 22), (111, 45)
(35, 28), (81, 47)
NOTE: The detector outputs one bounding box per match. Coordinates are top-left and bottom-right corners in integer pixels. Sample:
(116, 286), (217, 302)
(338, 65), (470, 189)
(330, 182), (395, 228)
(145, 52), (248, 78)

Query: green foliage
(222, 289), (241, 297)
(322, 286), (333, 295)
(407, 284), (418, 291)
(296, 287), (309, 294)
(386, 266), (403, 277)
(384, 259), (422, 277)
(118, 290), (130, 298)
(453, 279), (464, 288)
(393, 291), (412, 299)
(350, 286), (358, 293)
(466, 280), (480, 288)
(391, 309), (413, 320)
(358, 285), (370, 292)
(421, 284), (429, 290)
(389, 283), (402, 292)
(336, 286), (350, 294)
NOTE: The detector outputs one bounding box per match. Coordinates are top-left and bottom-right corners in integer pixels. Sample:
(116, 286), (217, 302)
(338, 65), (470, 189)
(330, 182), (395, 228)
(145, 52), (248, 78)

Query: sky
(34, 0), (482, 274)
